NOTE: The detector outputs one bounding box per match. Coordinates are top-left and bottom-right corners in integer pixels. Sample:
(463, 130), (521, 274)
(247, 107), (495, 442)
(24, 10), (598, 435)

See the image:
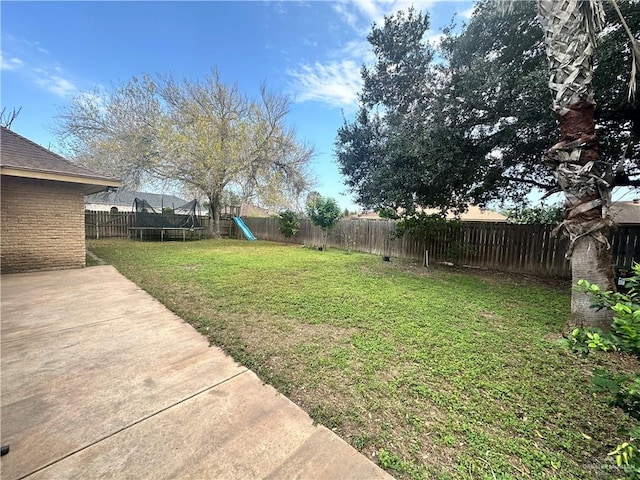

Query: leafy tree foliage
(278, 209), (300, 239)
(336, 1), (639, 215)
(337, 8), (455, 215)
(336, 0), (638, 328)
(436, 0), (554, 203)
(503, 204), (563, 224)
(306, 195), (342, 250)
(56, 71), (314, 236)
(361, 7), (433, 116)
(440, 0), (639, 208)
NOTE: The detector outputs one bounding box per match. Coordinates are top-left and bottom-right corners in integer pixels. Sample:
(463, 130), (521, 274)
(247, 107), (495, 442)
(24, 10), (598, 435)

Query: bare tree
(55, 78), (162, 190)
(56, 71), (315, 236)
(1, 107), (22, 129)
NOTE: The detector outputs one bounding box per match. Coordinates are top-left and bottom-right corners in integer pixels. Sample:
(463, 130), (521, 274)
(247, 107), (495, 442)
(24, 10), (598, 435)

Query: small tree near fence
(306, 195), (342, 251)
(392, 212), (463, 264)
(278, 210), (300, 241)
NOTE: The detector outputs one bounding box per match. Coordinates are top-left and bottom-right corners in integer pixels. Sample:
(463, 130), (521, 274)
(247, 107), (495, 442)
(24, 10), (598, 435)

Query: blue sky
(1, 0), (474, 211)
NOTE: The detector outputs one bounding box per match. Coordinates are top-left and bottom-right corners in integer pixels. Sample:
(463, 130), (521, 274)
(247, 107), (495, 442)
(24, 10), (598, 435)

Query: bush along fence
(243, 217), (640, 279)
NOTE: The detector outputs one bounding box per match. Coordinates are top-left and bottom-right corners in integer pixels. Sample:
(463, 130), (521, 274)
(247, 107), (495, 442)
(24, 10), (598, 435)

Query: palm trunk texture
(538, 0), (614, 329)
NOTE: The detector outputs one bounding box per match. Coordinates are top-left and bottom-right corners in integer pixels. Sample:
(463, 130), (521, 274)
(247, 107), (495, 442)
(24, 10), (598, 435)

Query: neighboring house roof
(86, 189), (189, 209)
(240, 203), (270, 217)
(610, 200), (640, 225)
(426, 206), (507, 222)
(0, 127), (120, 194)
(355, 205), (507, 223)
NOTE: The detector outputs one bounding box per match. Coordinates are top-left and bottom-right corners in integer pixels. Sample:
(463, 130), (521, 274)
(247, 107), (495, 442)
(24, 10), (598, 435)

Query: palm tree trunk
(571, 236), (614, 329)
(538, 0), (614, 329)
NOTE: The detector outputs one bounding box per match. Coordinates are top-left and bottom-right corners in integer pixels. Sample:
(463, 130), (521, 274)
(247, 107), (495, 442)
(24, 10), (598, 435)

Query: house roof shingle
(240, 203), (270, 217)
(1, 127), (120, 191)
(355, 205), (507, 223)
(610, 201), (640, 225)
(86, 190), (189, 209)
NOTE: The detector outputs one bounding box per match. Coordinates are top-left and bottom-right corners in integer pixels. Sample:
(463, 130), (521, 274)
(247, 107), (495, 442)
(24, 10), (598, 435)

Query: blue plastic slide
(233, 217), (257, 241)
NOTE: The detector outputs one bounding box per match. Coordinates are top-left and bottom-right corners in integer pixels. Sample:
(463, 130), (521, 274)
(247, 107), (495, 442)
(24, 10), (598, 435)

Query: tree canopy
(56, 70), (314, 235)
(335, 1), (639, 216)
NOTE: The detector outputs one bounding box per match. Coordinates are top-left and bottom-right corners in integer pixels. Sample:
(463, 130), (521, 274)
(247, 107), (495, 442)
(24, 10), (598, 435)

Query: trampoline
(129, 198), (204, 241)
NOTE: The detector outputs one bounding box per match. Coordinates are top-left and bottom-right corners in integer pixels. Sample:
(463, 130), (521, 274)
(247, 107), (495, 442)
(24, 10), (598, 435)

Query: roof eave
(1, 166), (122, 194)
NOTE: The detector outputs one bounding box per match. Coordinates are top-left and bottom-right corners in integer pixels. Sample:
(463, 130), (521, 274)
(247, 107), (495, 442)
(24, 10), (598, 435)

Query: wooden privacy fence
(244, 217), (640, 279)
(611, 226), (640, 270)
(84, 211), (638, 278)
(85, 211), (223, 238)
(85, 211), (134, 239)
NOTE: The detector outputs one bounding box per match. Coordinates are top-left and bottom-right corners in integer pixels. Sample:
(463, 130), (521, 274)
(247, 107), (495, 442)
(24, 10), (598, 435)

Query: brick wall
(1, 176), (86, 273)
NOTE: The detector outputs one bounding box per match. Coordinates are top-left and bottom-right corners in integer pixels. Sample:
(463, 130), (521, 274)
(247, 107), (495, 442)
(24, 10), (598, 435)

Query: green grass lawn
(88, 238), (637, 479)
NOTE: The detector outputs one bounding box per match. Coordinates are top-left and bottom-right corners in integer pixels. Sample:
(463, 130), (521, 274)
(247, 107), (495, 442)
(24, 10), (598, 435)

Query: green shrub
(564, 264), (640, 478)
(609, 431), (640, 479)
(278, 210), (300, 239)
(576, 264), (640, 358)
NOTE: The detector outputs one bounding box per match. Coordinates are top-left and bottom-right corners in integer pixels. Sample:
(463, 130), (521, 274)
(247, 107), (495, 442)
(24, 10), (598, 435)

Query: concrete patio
(1, 266), (393, 479)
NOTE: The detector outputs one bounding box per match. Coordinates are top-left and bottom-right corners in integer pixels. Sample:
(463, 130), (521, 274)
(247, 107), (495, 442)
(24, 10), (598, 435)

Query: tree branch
(501, 176), (555, 190)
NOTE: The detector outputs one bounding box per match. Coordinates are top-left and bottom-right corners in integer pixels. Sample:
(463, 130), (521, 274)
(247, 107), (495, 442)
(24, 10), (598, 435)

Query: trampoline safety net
(133, 198), (202, 229)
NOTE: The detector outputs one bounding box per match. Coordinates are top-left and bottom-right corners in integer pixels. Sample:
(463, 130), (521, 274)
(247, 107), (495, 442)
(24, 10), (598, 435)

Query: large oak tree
(336, 1), (639, 328)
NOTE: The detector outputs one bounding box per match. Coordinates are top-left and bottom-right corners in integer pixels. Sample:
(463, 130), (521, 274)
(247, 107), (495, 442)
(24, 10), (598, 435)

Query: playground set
(128, 198), (257, 241)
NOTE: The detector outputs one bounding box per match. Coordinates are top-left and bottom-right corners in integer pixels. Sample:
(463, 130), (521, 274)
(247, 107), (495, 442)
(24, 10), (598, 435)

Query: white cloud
(288, 0), (449, 108)
(332, 2), (359, 30)
(333, 0), (437, 31)
(425, 30), (445, 47)
(289, 37), (373, 109)
(0, 53), (24, 70)
(2, 37), (80, 97)
(36, 74), (77, 97)
(288, 59), (362, 107)
(351, 0), (381, 21)
(459, 4), (476, 20)
(338, 39), (374, 61)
